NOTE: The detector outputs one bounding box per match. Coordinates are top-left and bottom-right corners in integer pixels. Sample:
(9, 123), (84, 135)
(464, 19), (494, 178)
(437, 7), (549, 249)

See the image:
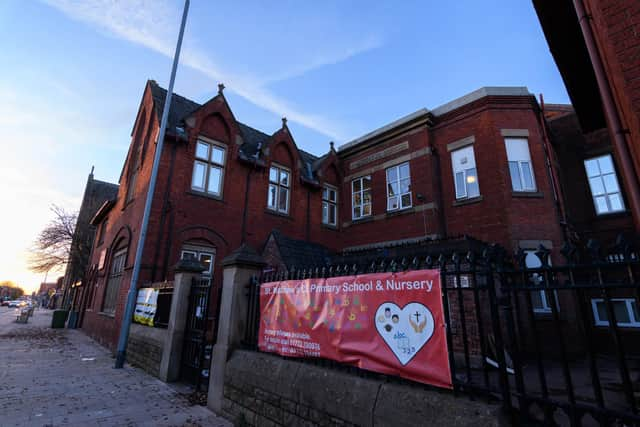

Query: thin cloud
(41, 0), (379, 141)
(261, 35), (384, 84)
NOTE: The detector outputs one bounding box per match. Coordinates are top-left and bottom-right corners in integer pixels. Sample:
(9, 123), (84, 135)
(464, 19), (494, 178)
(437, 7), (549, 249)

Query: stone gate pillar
(208, 244), (265, 412)
(158, 258), (206, 382)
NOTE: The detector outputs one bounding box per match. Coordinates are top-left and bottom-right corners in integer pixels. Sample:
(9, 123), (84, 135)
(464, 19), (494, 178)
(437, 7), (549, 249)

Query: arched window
(102, 247), (127, 315)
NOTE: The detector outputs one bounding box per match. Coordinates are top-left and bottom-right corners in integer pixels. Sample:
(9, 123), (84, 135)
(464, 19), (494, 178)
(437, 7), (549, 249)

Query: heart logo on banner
(374, 302), (435, 366)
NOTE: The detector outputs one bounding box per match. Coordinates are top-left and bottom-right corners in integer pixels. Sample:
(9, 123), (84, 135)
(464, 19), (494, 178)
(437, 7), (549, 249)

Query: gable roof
(149, 80), (201, 130)
(147, 80), (322, 182)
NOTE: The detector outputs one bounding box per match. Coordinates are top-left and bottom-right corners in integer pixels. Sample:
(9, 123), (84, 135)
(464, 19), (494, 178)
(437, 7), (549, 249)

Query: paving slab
(0, 307), (231, 427)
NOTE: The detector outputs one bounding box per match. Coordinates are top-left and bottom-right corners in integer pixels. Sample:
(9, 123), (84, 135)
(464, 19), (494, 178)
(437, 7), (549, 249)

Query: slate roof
(149, 80), (201, 130)
(266, 231), (498, 272)
(148, 80), (321, 181)
(269, 230), (334, 269)
(92, 179), (119, 202)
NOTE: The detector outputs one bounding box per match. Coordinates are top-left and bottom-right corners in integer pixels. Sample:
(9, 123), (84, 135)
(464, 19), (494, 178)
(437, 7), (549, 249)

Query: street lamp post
(114, 0), (190, 369)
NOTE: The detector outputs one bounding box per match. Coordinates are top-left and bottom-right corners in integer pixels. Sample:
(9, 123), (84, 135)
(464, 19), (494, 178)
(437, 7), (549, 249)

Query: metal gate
(181, 277), (211, 389)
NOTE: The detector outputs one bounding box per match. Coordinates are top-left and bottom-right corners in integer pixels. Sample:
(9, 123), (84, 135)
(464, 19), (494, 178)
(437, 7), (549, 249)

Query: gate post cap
(174, 258), (207, 273)
(222, 244), (266, 268)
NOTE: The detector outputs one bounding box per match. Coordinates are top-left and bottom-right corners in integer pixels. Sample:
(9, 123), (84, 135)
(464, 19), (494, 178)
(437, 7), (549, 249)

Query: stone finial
(218, 83), (225, 95)
(221, 243), (266, 268)
(329, 141), (335, 152)
(282, 117), (287, 127)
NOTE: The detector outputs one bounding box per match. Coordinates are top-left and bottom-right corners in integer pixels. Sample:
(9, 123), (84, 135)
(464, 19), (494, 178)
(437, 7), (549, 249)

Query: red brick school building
(78, 80), (577, 350)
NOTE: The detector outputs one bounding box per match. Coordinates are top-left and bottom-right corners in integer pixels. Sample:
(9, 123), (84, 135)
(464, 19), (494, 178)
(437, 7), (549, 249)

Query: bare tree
(28, 205), (78, 273)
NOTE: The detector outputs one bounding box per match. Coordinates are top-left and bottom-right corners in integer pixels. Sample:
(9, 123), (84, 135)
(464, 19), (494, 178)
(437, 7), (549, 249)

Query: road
(0, 307), (231, 427)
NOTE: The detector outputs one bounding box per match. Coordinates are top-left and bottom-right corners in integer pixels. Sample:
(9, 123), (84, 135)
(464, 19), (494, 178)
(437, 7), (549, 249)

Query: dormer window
(191, 138), (226, 197)
(267, 165), (290, 214)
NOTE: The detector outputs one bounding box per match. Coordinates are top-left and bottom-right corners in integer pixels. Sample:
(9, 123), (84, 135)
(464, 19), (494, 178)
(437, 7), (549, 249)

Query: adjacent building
(534, 0), (640, 245)
(59, 168), (119, 319)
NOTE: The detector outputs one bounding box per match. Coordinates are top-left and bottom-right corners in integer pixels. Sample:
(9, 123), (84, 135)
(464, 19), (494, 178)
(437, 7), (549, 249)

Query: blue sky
(0, 0), (568, 291)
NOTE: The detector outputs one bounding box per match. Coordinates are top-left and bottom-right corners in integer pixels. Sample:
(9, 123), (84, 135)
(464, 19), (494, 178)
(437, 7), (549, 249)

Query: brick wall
(587, 0), (640, 179)
(125, 323), (167, 378)
(221, 350), (503, 427)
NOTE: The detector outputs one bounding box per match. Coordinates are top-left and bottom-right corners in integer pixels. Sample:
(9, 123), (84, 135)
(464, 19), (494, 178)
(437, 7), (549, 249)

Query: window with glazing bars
(386, 162), (412, 211)
(352, 176), (372, 219)
(322, 185), (338, 226)
(505, 138), (536, 192)
(191, 139), (226, 196)
(451, 146), (480, 199)
(267, 165), (290, 214)
(584, 154), (625, 215)
(102, 249), (126, 315)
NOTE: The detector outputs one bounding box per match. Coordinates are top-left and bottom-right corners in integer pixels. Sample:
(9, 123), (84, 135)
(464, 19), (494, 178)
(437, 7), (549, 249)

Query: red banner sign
(258, 269), (452, 388)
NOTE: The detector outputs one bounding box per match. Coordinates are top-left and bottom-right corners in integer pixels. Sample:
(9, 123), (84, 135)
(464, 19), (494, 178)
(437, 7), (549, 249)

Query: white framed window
(352, 176), (372, 220)
(267, 165), (290, 214)
(584, 155), (625, 215)
(524, 250), (557, 313)
(506, 138), (536, 192)
(451, 146), (480, 199)
(322, 185), (338, 226)
(386, 162), (412, 211)
(191, 139), (226, 196)
(591, 298), (639, 328)
(181, 247), (214, 277)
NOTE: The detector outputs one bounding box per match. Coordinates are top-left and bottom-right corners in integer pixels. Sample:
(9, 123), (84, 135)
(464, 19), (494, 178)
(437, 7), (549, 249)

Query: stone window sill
(321, 223), (339, 231)
(533, 311), (553, 320)
(350, 216), (374, 225)
(99, 311), (115, 318)
(512, 191), (543, 198)
(187, 190), (224, 203)
(265, 209), (292, 220)
(385, 206), (414, 218)
(453, 195), (483, 207)
(595, 210), (631, 219)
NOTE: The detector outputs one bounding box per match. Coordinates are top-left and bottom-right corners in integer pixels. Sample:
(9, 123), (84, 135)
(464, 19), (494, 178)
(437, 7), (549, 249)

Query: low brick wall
(126, 323), (167, 378)
(221, 350), (505, 427)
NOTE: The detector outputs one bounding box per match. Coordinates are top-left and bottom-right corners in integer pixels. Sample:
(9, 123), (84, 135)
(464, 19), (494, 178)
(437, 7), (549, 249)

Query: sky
(0, 0), (569, 293)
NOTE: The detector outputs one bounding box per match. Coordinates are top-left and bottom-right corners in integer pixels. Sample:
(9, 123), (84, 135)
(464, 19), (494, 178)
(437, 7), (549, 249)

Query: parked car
(0, 300), (10, 307)
(8, 301), (26, 308)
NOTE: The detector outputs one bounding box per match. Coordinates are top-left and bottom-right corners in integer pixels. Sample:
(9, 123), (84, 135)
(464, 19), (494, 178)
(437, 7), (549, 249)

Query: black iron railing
(182, 277), (212, 391)
(243, 238), (640, 426)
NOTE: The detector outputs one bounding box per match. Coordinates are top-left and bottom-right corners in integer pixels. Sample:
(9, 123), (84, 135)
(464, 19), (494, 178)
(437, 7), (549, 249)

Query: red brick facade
(81, 82), (564, 351)
(585, 0), (640, 183)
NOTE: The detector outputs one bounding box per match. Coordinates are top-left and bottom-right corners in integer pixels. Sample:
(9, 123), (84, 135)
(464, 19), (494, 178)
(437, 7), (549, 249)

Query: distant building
(37, 281), (58, 295)
(38, 278), (62, 308)
(59, 169), (118, 313)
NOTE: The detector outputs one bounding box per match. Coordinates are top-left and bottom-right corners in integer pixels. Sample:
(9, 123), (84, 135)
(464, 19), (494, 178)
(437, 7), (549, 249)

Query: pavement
(0, 307), (232, 427)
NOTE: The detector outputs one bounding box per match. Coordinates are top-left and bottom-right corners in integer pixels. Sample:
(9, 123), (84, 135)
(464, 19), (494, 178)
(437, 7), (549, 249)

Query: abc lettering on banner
(258, 269), (451, 389)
